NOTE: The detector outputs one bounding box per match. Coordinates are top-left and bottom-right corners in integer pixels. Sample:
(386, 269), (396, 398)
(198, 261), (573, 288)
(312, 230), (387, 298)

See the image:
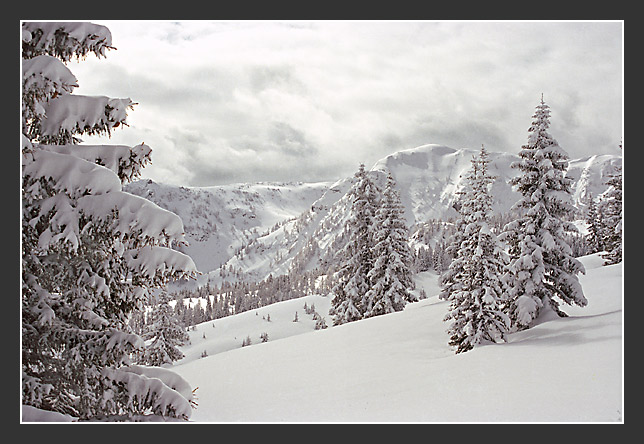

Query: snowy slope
(205, 176), (355, 284)
(171, 253), (622, 422)
(124, 179), (330, 274)
(566, 154), (623, 205)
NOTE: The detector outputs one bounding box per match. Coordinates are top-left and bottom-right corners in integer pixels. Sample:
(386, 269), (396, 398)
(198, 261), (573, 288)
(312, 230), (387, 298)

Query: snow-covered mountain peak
(372, 144), (458, 171)
(371, 144), (521, 224)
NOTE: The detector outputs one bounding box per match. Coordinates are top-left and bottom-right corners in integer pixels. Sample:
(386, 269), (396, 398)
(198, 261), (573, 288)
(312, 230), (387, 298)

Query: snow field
(176, 294), (332, 363)
(171, 254), (621, 422)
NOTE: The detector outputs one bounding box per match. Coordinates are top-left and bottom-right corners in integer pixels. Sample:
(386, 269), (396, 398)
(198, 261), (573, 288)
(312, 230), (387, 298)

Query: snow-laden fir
(22, 21), (198, 421)
(439, 145), (510, 353)
(500, 98), (587, 329)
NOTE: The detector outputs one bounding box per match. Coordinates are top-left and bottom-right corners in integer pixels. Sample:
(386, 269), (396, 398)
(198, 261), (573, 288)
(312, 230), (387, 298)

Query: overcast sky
(69, 20), (623, 187)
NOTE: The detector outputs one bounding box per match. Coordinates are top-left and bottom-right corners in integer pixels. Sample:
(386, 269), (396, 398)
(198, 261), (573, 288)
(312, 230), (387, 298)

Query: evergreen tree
(432, 241), (449, 274)
(315, 316), (328, 330)
(329, 164), (379, 325)
(364, 172), (415, 317)
(21, 22), (197, 420)
(439, 171), (473, 306)
(128, 309), (146, 336)
(584, 194), (604, 254)
(440, 146), (510, 353)
(205, 294), (214, 321)
(598, 161), (622, 265)
(137, 294), (190, 367)
(500, 97), (586, 330)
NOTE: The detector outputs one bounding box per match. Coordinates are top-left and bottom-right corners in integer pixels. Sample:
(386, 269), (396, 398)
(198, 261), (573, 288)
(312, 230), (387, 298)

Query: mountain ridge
(124, 144), (621, 284)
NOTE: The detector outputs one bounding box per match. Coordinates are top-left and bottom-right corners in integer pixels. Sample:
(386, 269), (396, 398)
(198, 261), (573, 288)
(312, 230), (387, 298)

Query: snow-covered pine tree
(137, 293), (190, 367)
(329, 164), (379, 325)
(500, 97), (586, 330)
(440, 145), (510, 353)
(439, 171), (473, 306)
(413, 245), (433, 273)
(22, 22), (198, 420)
(432, 241), (450, 274)
(584, 194), (604, 254)
(598, 161), (622, 265)
(364, 172), (415, 317)
(315, 316), (328, 330)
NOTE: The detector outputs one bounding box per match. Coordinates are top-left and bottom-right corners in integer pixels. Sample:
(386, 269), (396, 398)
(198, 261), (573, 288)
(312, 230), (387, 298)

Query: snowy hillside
(124, 179), (330, 273)
(205, 176), (356, 284)
(566, 154), (623, 205)
(171, 253), (622, 422)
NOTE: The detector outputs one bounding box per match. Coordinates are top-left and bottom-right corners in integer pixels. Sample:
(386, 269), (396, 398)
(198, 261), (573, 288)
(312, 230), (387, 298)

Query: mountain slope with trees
(21, 21), (623, 423)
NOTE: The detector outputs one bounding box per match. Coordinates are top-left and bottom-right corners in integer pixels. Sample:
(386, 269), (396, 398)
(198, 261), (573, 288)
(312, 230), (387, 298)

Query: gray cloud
(182, 143), (339, 187)
(249, 64), (304, 94)
(70, 21), (623, 187)
(268, 121), (317, 157)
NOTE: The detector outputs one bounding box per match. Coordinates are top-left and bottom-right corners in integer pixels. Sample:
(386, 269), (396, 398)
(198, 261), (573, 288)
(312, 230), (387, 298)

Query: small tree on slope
(364, 172), (416, 317)
(598, 160), (622, 265)
(440, 146), (510, 353)
(500, 98), (586, 331)
(329, 164), (379, 325)
(137, 293), (190, 367)
(584, 194), (604, 254)
(22, 22), (197, 420)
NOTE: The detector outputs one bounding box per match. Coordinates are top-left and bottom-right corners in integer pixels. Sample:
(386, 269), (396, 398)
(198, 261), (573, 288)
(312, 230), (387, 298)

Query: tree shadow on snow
(505, 309), (622, 348)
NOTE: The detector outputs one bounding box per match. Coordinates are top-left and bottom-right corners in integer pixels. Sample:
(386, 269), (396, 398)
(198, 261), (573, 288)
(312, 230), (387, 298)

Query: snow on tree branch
(38, 95), (135, 145)
(101, 367), (193, 420)
(41, 143), (152, 184)
(22, 22), (114, 62)
(22, 21), (198, 421)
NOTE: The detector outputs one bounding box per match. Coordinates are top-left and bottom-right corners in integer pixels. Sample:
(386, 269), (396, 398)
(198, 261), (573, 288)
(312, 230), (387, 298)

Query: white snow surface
(171, 253), (622, 423)
(22, 405), (76, 422)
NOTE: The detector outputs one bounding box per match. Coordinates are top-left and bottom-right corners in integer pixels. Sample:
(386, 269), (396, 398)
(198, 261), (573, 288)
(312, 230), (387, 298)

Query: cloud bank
(70, 20), (623, 186)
